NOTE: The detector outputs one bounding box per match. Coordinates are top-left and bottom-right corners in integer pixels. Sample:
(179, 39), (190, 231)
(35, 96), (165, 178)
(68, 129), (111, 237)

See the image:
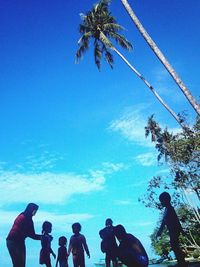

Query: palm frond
(109, 32), (133, 51)
(103, 23), (124, 32)
(78, 32), (92, 45)
(105, 49), (114, 69)
(94, 41), (102, 69)
(76, 0), (133, 69)
(76, 35), (90, 62)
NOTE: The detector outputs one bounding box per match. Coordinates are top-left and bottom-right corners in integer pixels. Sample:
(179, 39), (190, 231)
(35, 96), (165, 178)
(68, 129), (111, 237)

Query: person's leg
(112, 258), (118, 267)
(60, 262), (68, 267)
(105, 254), (111, 267)
(45, 258), (52, 267)
(73, 255), (80, 267)
(7, 240), (25, 267)
(22, 243), (26, 267)
(78, 252), (85, 267)
(170, 236), (187, 266)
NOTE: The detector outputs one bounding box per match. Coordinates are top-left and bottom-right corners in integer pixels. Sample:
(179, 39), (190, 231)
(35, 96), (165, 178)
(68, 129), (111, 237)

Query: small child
(156, 192), (187, 267)
(39, 221), (56, 267)
(68, 222), (90, 267)
(56, 236), (69, 267)
(99, 218), (118, 267)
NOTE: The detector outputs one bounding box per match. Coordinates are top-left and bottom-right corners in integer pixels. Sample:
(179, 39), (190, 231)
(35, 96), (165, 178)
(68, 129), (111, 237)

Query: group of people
(6, 204), (90, 267)
(99, 219), (148, 267)
(6, 192), (188, 267)
(40, 221), (90, 267)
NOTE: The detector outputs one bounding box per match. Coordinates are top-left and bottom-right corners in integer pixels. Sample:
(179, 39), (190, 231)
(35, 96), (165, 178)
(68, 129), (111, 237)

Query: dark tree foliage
(76, 0), (132, 70)
(150, 226), (171, 258)
(140, 115), (200, 208)
(139, 115), (200, 256)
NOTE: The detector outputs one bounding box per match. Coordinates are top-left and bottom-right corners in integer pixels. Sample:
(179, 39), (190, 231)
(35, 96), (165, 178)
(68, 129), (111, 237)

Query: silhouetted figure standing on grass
(156, 192), (187, 267)
(39, 221), (56, 267)
(99, 218), (118, 267)
(6, 203), (41, 267)
(114, 225), (148, 267)
(56, 236), (69, 267)
(68, 222), (90, 267)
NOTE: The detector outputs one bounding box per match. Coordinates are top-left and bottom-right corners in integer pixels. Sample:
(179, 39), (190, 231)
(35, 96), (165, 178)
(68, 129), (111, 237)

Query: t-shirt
(99, 226), (118, 253)
(163, 206), (182, 237)
(7, 213), (40, 243)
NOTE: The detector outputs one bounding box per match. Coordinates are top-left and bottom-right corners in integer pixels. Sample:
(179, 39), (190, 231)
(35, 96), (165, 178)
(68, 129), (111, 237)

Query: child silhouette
(68, 222), (90, 267)
(156, 192), (187, 267)
(39, 221), (56, 267)
(99, 218), (118, 267)
(56, 236), (69, 267)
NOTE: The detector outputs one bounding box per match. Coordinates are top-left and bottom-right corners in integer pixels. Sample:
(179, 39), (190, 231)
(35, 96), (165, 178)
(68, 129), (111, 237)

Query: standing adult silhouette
(6, 203), (41, 267)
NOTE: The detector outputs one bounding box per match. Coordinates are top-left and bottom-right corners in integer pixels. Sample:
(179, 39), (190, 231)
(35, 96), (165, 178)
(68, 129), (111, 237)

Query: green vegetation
(140, 115), (200, 257)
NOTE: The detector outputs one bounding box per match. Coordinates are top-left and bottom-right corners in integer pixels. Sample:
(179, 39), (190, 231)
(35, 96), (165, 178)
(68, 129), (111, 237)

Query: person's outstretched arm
(28, 219), (41, 240)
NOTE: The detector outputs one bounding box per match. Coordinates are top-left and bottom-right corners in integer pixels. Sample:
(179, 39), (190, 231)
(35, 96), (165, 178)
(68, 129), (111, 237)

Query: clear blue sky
(0, 0), (199, 266)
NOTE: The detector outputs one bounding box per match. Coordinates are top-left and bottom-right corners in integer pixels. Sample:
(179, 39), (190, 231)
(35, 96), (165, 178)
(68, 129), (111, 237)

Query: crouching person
(114, 225), (148, 267)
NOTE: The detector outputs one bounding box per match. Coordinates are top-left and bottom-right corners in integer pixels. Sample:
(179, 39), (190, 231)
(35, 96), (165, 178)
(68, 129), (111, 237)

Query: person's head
(24, 203), (39, 217)
(59, 236), (67, 247)
(105, 218), (113, 227)
(114, 224), (127, 241)
(42, 221), (52, 234)
(72, 222), (81, 234)
(159, 192), (171, 207)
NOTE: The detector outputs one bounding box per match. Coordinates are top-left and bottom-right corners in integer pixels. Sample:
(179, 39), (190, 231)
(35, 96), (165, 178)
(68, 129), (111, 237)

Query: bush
(193, 249), (200, 259)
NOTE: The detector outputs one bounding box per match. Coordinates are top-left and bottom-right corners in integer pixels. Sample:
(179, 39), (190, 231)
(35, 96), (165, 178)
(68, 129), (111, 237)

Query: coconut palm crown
(76, 0), (132, 69)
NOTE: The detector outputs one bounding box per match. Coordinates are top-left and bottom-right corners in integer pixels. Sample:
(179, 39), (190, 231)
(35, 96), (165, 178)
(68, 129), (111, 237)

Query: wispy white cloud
(24, 151), (63, 171)
(114, 200), (132, 206)
(134, 152), (157, 166)
(102, 162), (126, 173)
(109, 105), (182, 147)
(109, 105), (153, 147)
(0, 210), (93, 232)
(88, 162), (125, 182)
(0, 161), (124, 206)
(156, 168), (170, 175)
(0, 171), (105, 205)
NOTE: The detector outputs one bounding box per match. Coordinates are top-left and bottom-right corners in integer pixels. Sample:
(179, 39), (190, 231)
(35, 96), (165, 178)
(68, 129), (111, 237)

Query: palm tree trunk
(182, 188), (200, 223)
(120, 0), (200, 116)
(99, 30), (184, 127)
(112, 46), (185, 128)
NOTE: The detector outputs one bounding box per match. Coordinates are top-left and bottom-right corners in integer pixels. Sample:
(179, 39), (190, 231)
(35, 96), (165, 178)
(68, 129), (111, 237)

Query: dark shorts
(39, 249), (51, 265)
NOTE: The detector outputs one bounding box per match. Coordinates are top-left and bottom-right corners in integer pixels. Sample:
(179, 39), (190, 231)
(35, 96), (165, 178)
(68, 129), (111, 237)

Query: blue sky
(0, 0), (200, 266)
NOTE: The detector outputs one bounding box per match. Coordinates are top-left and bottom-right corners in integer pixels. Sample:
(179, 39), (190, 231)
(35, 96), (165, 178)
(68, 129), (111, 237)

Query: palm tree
(120, 0), (200, 116)
(76, 0), (185, 128)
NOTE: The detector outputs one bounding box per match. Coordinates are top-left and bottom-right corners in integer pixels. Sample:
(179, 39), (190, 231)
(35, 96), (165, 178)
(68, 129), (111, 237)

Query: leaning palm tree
(120, 0), (200, 116)
(76, 0), (185, 128)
